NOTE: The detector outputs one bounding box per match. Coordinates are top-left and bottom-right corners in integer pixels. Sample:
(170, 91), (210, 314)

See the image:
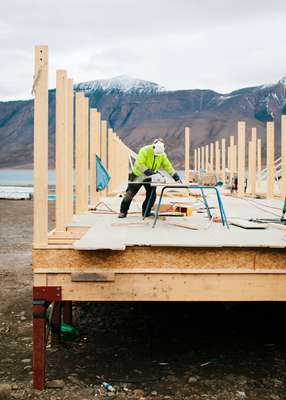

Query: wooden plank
(184, 127), (190, 182)
(210, 142), (214, 172)
(34, 267), (286, 275)
(107, 127), (114, 192)
(281, 115), (286, 198)
(237, 121), (245, 196)
(197, 147), (201, 170)
(251, 127), (257, 196)
(76, 94), (89, 213)
(221, 139), (225, 182)
(215, 140), (220, 175)
(33, 45), (48, 247)
(101, 120), (107, 167)
(201, 146), (205, 170)
(230, 135), (234, 183)
(205, 145), (209, 172)
(248, 141), (252, 188)
(167, 220), (199, 230)
(90, 108), (97, 205)
(194, 149), (197, 171)
(257, 138), (261, 188)
(56, 70), (68, 232)
(46, 273), (286, 301)
(267, 121), (275, 198)
(233, 144), (237, 173)
(32, 247), (286, 270)
(66, 79), (74, 223)
(33, 273), (47, 286)
(229, 218), (267, 229)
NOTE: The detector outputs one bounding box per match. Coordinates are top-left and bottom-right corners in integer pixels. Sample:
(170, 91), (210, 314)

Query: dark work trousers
(120, 178), (156, 216)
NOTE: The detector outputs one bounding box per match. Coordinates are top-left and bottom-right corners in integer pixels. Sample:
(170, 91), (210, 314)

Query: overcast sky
(1, 0), (286, 100)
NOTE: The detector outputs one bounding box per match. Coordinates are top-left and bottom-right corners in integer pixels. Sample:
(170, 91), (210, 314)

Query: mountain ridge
(0, 75), (285, 169)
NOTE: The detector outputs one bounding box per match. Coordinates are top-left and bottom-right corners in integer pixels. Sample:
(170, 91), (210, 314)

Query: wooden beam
(221, 138), (226, 182)
(233, 145), (237, 173)
(257, 138), (262, 188)
(75, 93), (89, 213)
(184, 127), (190, 182)
(66, 78), (74, 223)
(101, 120), (107, 167)
(89, 108), (97, 205)
(210, 143), (214, 172)
(201, 146), (205, 170)
(107, 127), (114, 192)
(251, 127), (257, 196)
(33, 45), (49, 247)
(56, 70), (68, 232)
(205, 145), (209, 172)
(215, 140), (220, 175)
(267, 121), (275, 198)
(45, 273), (286, 301)
(194, 149), (197, 171)
(237, 121), (245, 196)
(281, 115), (286, 198)
(230, 135), (234, 183)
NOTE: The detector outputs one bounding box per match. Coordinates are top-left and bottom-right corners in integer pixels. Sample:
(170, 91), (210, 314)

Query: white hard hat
(153, 139), (165, 155)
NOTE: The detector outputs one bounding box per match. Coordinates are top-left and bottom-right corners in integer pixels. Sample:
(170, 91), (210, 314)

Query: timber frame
(32, 45), (286, 390)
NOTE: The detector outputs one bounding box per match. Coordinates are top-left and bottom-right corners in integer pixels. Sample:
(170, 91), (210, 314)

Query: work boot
(118, 212), (127, 218)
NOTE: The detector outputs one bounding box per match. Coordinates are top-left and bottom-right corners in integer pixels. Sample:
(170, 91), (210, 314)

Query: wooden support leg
(51, 301), (62, 346)
(33, 300), (47, 390)
(62, 301), (72, 325)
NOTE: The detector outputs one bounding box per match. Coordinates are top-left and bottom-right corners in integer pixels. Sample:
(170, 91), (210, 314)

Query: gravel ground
(0, 199), (286, 400)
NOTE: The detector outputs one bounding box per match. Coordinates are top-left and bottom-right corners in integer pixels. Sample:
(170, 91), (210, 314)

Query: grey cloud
(0, 0), (286, 99)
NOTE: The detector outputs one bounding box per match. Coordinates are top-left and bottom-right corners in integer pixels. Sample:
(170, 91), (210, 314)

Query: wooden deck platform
(33, 192), (286, 302)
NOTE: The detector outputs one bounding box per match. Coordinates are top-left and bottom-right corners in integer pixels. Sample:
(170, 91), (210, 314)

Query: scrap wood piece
(71, 273), (115, 282)
(112, 220), (150, 227)
(229, 218), (268, 229)
(167, 220), (200, 230)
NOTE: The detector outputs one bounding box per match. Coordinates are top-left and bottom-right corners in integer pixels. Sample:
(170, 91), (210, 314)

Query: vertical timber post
(90, 108), (97, 205)
(194, 149), (197, 171)
(237, 121), (245, 196)
(108, 127), (114, 192)
(221, 138), (226, 182)
(33, 45), (48, 247)
(210, 143), (214, 172)
(55, 70), (68, 232)
(267, 121), (275, 198)
(184, 127), (190, 183)
(198, 147), (201, 170)
(215, 141), (220, 175)
(251, 127), (257, 196)
(257, 138), (262, 190)
(230, 136), (234, 184)
(75, 93), (89, 213)
(205, 145), (209, 172)
(66, 79), (74, 222)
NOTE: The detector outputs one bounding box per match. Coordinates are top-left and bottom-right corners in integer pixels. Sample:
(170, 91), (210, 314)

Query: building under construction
(32, 46), (286, 389)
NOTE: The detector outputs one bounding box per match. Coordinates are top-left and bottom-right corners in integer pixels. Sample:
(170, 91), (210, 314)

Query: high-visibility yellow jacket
(132, 145), (175, 177)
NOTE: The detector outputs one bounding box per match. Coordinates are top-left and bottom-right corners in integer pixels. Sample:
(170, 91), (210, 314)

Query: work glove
(144, 169), (155, 177)
(172, 172), (181, 182)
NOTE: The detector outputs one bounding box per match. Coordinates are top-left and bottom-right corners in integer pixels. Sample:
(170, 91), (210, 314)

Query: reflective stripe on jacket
(132, 145), (175, 177)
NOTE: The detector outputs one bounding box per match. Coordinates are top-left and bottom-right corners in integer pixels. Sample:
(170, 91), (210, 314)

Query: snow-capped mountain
(74, 75), (166, 95)
(1, 75), (286, 168)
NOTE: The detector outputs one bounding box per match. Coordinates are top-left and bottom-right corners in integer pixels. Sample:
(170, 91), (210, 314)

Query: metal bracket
(33, 286), (62, 301)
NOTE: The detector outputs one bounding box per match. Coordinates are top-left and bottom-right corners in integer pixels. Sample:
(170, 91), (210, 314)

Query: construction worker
(118, 138), (180, 218)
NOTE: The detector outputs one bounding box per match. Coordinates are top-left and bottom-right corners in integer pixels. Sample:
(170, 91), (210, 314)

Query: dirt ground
(1, 199), (286, 400)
